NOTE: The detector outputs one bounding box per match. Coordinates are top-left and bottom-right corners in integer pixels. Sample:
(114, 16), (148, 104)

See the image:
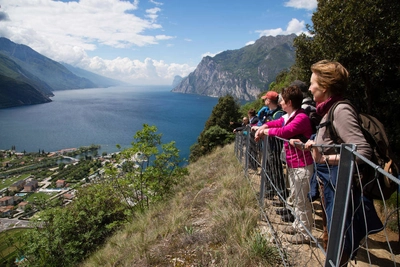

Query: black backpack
(327, 100), (399, 200)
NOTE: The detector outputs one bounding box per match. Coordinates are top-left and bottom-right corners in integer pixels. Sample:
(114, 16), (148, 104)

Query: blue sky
(0, 0), (316, 85)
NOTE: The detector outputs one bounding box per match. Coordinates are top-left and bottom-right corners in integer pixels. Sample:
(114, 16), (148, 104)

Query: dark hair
(248, 108), (256, 117)
(281, 85), (303, 109)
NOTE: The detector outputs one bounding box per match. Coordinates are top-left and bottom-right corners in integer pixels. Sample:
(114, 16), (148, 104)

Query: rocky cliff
(172, 34), (296, 100)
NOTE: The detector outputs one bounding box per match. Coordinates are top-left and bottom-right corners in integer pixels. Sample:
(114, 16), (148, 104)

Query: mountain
(0, 37), (125, 109)
(172, 34), (296, 100)
(62, 63), (128, 88)
(0, 37), (96, 91)
(172, 75), (183, 88)
(0, 74), (52, 108)
(0, 53), (54, 96)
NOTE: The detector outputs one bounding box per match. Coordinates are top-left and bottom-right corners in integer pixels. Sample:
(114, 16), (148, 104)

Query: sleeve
(266, 117), (284, 128)
(268, 113), (311, 139)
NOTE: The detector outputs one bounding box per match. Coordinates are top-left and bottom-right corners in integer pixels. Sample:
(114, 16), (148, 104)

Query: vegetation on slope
(10, 125), (188, 267)
(81, 143), (280, 267)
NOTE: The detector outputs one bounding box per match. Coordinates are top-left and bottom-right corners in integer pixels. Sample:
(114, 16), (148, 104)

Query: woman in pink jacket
(255, 85), (314, 244)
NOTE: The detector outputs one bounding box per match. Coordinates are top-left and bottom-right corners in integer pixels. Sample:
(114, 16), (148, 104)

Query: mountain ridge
(172, 34), (296, 100)
(0, 37), (96, 91)
(0, 37), (126, 109)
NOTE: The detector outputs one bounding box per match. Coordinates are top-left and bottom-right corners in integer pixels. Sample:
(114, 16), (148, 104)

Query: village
(0, 145), (115, 230)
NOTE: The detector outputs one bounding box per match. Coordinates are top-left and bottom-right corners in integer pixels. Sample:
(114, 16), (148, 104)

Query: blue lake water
(0, 86), (220, 160)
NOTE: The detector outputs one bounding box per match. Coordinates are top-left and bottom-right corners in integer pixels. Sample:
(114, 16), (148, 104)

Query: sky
(0, 0), (317, 85)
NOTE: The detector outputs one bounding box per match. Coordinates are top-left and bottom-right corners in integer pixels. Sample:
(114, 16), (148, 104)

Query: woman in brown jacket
(302, 60), (383, 266)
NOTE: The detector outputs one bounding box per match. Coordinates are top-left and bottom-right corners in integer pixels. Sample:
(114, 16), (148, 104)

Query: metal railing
(234, 125), (400, 267)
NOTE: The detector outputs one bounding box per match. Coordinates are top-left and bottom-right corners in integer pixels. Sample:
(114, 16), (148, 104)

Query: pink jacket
(266, 109), (313, 168)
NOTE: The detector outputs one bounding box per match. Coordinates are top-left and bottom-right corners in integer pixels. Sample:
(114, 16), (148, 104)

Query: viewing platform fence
(234, 125), (400, 267)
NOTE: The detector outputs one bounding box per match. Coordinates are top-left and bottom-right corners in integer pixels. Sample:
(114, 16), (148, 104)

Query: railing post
(235, 131), (239, 158)
(259, 136), (268, 208)
(325, 144), (356, 267)
(234, 133), (238, 158)
(244, 126), (250, 175)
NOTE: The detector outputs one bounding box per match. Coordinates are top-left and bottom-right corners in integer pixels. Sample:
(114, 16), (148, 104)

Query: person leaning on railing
(254, 85), (314, 244)
(252, 91), (286, 199)
(291, 60), (383, 266)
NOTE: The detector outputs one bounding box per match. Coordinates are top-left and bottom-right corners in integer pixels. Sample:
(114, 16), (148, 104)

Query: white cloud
(256, 18), (305, 37)
(155, 35), (174, 41)
(0, 0), (186, 84)
(0, 0), (170, 55)
(245, 41), (255, 46)
(284, 0), (317, 10)
(149, 0), (163, 6)
(145, 7), (161, 22)
(201, 51), (222, 58)
(184, 38), (192, 42)
(79, 56), (195, 85)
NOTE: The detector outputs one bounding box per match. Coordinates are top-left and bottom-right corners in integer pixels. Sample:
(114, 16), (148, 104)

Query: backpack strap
(272, 109), (284, 120)
(325, 100), (359, 144)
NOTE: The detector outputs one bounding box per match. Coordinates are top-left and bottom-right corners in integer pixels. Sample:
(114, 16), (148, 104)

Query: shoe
(272, 201), (284, 207)
(281, 213), (295, 222)
(275, 208), (290, 216)
(287, 233), (310, 244)
(281, 225), (297, 235)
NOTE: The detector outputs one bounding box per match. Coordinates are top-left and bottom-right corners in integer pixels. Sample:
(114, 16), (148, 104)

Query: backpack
(257, 106), (269, 125)
(309, 111), (322, 134)
(327, 100), (399, 200)
(267, 108), (285, 122)
(257, 107), (284, 125)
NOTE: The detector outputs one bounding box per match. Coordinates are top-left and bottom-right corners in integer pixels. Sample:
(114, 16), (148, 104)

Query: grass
(0, 174), (31, 190)
(25, 191), (55, 202)
(80, 143), (281, 266)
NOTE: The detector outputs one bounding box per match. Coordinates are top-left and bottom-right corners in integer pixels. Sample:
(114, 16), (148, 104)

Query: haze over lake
(0, 86), (219, 160)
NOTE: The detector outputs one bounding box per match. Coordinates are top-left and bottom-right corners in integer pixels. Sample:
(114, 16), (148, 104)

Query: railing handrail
(234, 130), (399, 267)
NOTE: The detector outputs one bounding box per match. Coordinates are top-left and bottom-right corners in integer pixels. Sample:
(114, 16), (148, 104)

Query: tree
(190, 95), (241, 162)
(58, 162), (65, 171)
(293, 0), (400, 151)
(20, 125), (187, 266)
(204, 95), (241, 132)
(106, 124), (188, 211)
(23, 183), (128, 267)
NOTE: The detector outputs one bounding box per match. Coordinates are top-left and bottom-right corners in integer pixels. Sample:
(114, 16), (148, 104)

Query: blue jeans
(316, 164), (383, 257)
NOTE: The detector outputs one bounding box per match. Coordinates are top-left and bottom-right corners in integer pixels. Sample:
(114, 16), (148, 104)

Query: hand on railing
(289, 138), (308, 150)
(253, 125), (268, 142)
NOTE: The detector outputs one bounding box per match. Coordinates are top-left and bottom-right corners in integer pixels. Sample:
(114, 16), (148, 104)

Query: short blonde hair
(311, 60), (349, 96)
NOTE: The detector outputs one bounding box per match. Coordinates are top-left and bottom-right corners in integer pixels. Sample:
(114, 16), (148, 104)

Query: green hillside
(0, 37), (96, 91)
(0, 74), (52, 108)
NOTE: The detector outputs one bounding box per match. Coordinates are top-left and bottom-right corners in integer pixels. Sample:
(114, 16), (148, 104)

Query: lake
(0, 86), (220, 160)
